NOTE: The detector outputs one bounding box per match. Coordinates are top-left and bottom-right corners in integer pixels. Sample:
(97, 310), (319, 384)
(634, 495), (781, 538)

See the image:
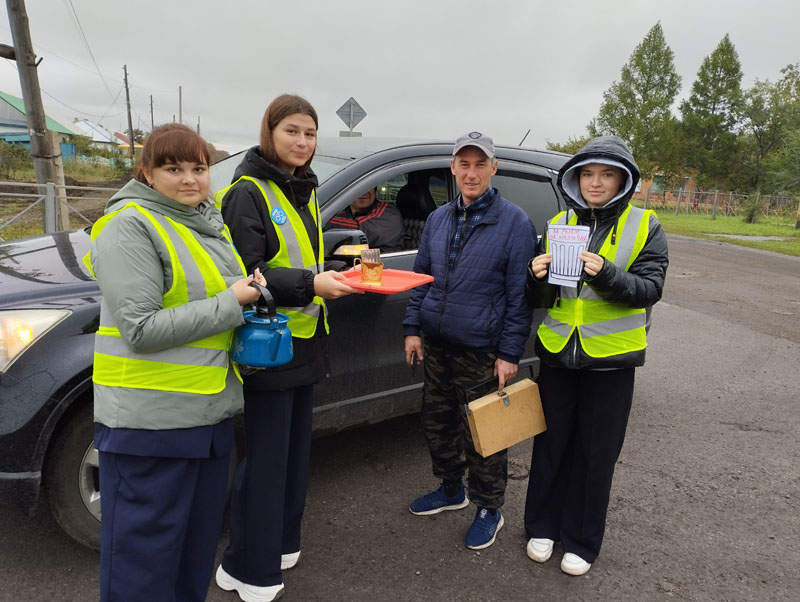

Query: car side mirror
(323, 229), (368, 261)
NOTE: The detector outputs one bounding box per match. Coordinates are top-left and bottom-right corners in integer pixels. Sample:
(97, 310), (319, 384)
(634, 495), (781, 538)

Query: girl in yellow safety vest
(89, 123), (265, 602)
(522, 135), (668, 577)
(214, 95), (359, 602)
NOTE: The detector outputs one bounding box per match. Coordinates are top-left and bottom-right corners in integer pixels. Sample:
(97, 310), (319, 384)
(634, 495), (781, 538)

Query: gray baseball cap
(453, 131), (495, 158)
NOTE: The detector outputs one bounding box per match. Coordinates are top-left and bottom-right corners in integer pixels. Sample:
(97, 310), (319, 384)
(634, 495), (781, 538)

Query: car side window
(326, 168), (450, 252)
(492, 171), (561, 235)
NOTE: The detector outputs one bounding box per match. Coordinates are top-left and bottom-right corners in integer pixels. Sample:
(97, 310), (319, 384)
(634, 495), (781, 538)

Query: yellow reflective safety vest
(215, 176), (328, 339)
(86, 202), (247, 394)
(537, 204), (654, 359)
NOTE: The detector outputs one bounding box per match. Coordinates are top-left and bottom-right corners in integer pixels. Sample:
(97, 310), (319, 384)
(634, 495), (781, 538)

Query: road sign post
(336, 97), (366, 137)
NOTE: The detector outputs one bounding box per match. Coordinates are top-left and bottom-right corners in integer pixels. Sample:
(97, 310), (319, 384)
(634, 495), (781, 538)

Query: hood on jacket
(105, 178), (225, 239)
(557, 136), (640, 213)
(233, 146), (319, 207)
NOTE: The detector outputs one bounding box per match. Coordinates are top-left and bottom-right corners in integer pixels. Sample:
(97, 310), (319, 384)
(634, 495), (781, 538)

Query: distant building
(0, 90), (77, 161)
(72, 118), (117, 149)
(114, 131), (142, 152)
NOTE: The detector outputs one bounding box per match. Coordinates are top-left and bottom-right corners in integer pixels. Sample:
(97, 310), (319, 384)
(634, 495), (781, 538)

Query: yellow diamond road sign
(336, 97), (366, 130)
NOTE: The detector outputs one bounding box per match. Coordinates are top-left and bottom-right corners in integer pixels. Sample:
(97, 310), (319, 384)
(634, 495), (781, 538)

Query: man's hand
(405, 335), (423, 367)
(494, 358), (518, 391)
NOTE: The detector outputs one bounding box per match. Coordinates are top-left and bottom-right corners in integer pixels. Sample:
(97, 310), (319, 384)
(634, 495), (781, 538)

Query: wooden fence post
(711, 189), (719, 220)
(795, 195), (800, 229)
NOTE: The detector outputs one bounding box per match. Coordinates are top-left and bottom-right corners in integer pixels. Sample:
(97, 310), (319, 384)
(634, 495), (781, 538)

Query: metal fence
(637, 188), (799, 219)
(0, 180), (120, 241)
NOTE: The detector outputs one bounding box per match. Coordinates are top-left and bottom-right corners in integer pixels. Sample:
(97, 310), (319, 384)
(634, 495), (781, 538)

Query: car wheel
(44, 401), (244, 550)
(44, 402), (101, 550)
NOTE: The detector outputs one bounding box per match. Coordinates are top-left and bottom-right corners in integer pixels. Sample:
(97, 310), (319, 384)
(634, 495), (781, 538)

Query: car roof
(314, 137), (570, 171)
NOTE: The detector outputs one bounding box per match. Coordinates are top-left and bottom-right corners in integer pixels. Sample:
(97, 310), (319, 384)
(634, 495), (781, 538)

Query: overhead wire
(61, 0), (116, 101)
(3, 57), (124, 120)
(2, 13), (182, 134)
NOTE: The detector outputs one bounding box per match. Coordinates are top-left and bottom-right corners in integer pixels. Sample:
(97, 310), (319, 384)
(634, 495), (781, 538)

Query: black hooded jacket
(220, 146), (328, 390)
(527, 135), (669, 370)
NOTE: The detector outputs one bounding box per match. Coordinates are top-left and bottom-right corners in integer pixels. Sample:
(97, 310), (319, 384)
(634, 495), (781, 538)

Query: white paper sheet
(547, 224), (591, 287)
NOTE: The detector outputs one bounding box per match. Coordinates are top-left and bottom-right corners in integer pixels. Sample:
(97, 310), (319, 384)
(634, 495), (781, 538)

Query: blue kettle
(231, 282), (293, 368)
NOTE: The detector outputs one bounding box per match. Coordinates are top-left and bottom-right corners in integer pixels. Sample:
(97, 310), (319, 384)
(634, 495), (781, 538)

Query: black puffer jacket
(220, 146), (329, 391)
(527, 135), (669, 370)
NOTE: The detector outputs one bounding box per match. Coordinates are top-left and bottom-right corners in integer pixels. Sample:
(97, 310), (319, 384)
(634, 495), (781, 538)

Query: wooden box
(466, 378), (547, 458)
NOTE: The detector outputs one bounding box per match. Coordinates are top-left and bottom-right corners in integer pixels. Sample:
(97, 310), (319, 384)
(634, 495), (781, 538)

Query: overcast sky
(1, 0), (798, 153)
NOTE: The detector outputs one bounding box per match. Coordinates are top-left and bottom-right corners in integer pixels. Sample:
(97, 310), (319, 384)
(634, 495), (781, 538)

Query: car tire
(44, 401), (244, 550)
(44, 402), (101, 550)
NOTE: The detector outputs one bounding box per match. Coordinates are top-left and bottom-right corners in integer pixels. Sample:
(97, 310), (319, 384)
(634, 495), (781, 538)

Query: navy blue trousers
(524, 363), (635, 563)
(222, 385), (314, 587)
(98, 451), (229, 602)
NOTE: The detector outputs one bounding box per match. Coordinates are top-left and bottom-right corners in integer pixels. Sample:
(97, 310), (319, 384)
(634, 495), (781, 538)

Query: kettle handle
(248, 281), (278, 321)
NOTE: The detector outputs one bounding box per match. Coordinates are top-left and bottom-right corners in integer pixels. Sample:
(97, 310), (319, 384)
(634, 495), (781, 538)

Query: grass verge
(651, 210), (800, 257)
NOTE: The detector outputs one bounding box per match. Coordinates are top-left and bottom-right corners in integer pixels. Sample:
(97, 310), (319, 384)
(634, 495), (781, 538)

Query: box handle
(497, 389), (510, 406)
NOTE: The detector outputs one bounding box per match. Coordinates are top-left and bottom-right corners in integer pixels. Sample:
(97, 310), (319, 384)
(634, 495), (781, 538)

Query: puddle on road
(712, 234), (788, 242)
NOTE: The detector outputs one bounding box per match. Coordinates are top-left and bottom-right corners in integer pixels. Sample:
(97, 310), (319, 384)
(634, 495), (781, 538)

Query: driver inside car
(328, 187), (405, 252)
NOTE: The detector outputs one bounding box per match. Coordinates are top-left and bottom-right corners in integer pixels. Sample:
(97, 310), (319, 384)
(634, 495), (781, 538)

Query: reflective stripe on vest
(215, 176), (328, 339)
(87, 202), (246, 393)
(537, 205), (653, 358)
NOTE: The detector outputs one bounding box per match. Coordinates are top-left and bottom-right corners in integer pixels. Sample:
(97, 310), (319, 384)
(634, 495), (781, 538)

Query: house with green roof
(0, 90), (77, 160)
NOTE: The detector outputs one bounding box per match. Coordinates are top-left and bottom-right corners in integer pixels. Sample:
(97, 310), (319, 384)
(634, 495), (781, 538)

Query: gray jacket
(91, 179), (246, 429)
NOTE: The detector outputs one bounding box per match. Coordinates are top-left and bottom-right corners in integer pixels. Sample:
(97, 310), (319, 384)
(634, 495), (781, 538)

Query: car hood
(0, 229), (99, 308)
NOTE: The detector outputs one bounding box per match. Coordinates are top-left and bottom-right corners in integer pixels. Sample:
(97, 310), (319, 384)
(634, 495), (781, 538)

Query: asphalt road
(1, 234), (798, 602)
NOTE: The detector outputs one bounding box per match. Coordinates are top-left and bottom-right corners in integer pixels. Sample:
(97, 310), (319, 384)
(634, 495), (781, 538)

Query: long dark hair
(135, 123), (210, 183)
(259, 94), (318, 177)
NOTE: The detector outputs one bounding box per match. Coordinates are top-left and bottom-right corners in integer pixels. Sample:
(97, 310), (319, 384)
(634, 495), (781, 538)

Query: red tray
(341, 268), (434, 294)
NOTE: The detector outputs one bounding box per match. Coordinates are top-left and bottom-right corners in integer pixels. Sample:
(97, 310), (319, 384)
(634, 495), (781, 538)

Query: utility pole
(123, 65), (134, 162)
(150, 94), (154, 131)
(178, 85), (182, 124)
(7, 0), (69, 231)
(196, 116), (200, 135)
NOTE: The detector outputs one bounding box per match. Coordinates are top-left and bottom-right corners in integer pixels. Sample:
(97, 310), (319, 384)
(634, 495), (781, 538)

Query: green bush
(741, 194), (762, 224)
(0, 139), (34, 179)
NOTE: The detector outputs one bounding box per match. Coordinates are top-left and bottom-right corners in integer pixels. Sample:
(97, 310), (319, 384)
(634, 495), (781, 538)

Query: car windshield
(310, 154), (350, 183)
(211, 151), (350, 194)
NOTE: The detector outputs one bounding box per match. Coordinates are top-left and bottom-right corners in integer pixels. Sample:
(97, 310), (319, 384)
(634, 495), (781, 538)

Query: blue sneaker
(464, 507), (504, 550)
(409, 484), (469, 515)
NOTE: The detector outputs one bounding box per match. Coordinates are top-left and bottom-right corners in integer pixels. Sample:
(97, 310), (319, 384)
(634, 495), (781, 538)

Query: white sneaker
(215, 564), (285, 602)
(560, 552), (592, 576)
(281, 551), (300, 570)
(526, 538), (554, 563)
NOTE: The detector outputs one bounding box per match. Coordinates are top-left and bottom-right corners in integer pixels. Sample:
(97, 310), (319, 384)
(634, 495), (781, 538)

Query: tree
(545, 135), (593, 155)
(589, 22), (681, 179)
(679, 34), (743, 188)
(207, 142), (229, 164)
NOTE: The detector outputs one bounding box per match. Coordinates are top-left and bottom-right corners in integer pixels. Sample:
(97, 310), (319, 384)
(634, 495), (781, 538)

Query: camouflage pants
(421, 338), (508, 509)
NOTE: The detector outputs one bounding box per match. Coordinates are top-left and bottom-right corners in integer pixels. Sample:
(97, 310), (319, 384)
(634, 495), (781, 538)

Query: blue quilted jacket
(403, 188), (536, 363)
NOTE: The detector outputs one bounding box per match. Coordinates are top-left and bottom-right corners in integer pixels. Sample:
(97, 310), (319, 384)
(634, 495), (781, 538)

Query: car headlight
(0, 309), (72, 372)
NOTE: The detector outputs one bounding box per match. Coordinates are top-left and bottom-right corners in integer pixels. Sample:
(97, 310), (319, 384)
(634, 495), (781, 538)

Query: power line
(3, 57), (124, 119)
(0, 22), (121, 81)
(1, 23), (178, 95)
(42, 87), (124, 119)
(97, 84), (125, 125)
(62, 0), (115, 100)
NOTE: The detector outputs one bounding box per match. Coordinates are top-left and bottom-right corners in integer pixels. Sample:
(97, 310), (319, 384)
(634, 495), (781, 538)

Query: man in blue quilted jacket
(403, 131), (537, 550)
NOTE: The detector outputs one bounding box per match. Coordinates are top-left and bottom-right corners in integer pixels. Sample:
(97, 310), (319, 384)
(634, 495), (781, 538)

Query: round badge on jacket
(271, 208), (287, 225)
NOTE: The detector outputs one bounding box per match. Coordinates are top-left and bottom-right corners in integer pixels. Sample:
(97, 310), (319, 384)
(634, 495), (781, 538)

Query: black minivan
(0, 138), (567, 548)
